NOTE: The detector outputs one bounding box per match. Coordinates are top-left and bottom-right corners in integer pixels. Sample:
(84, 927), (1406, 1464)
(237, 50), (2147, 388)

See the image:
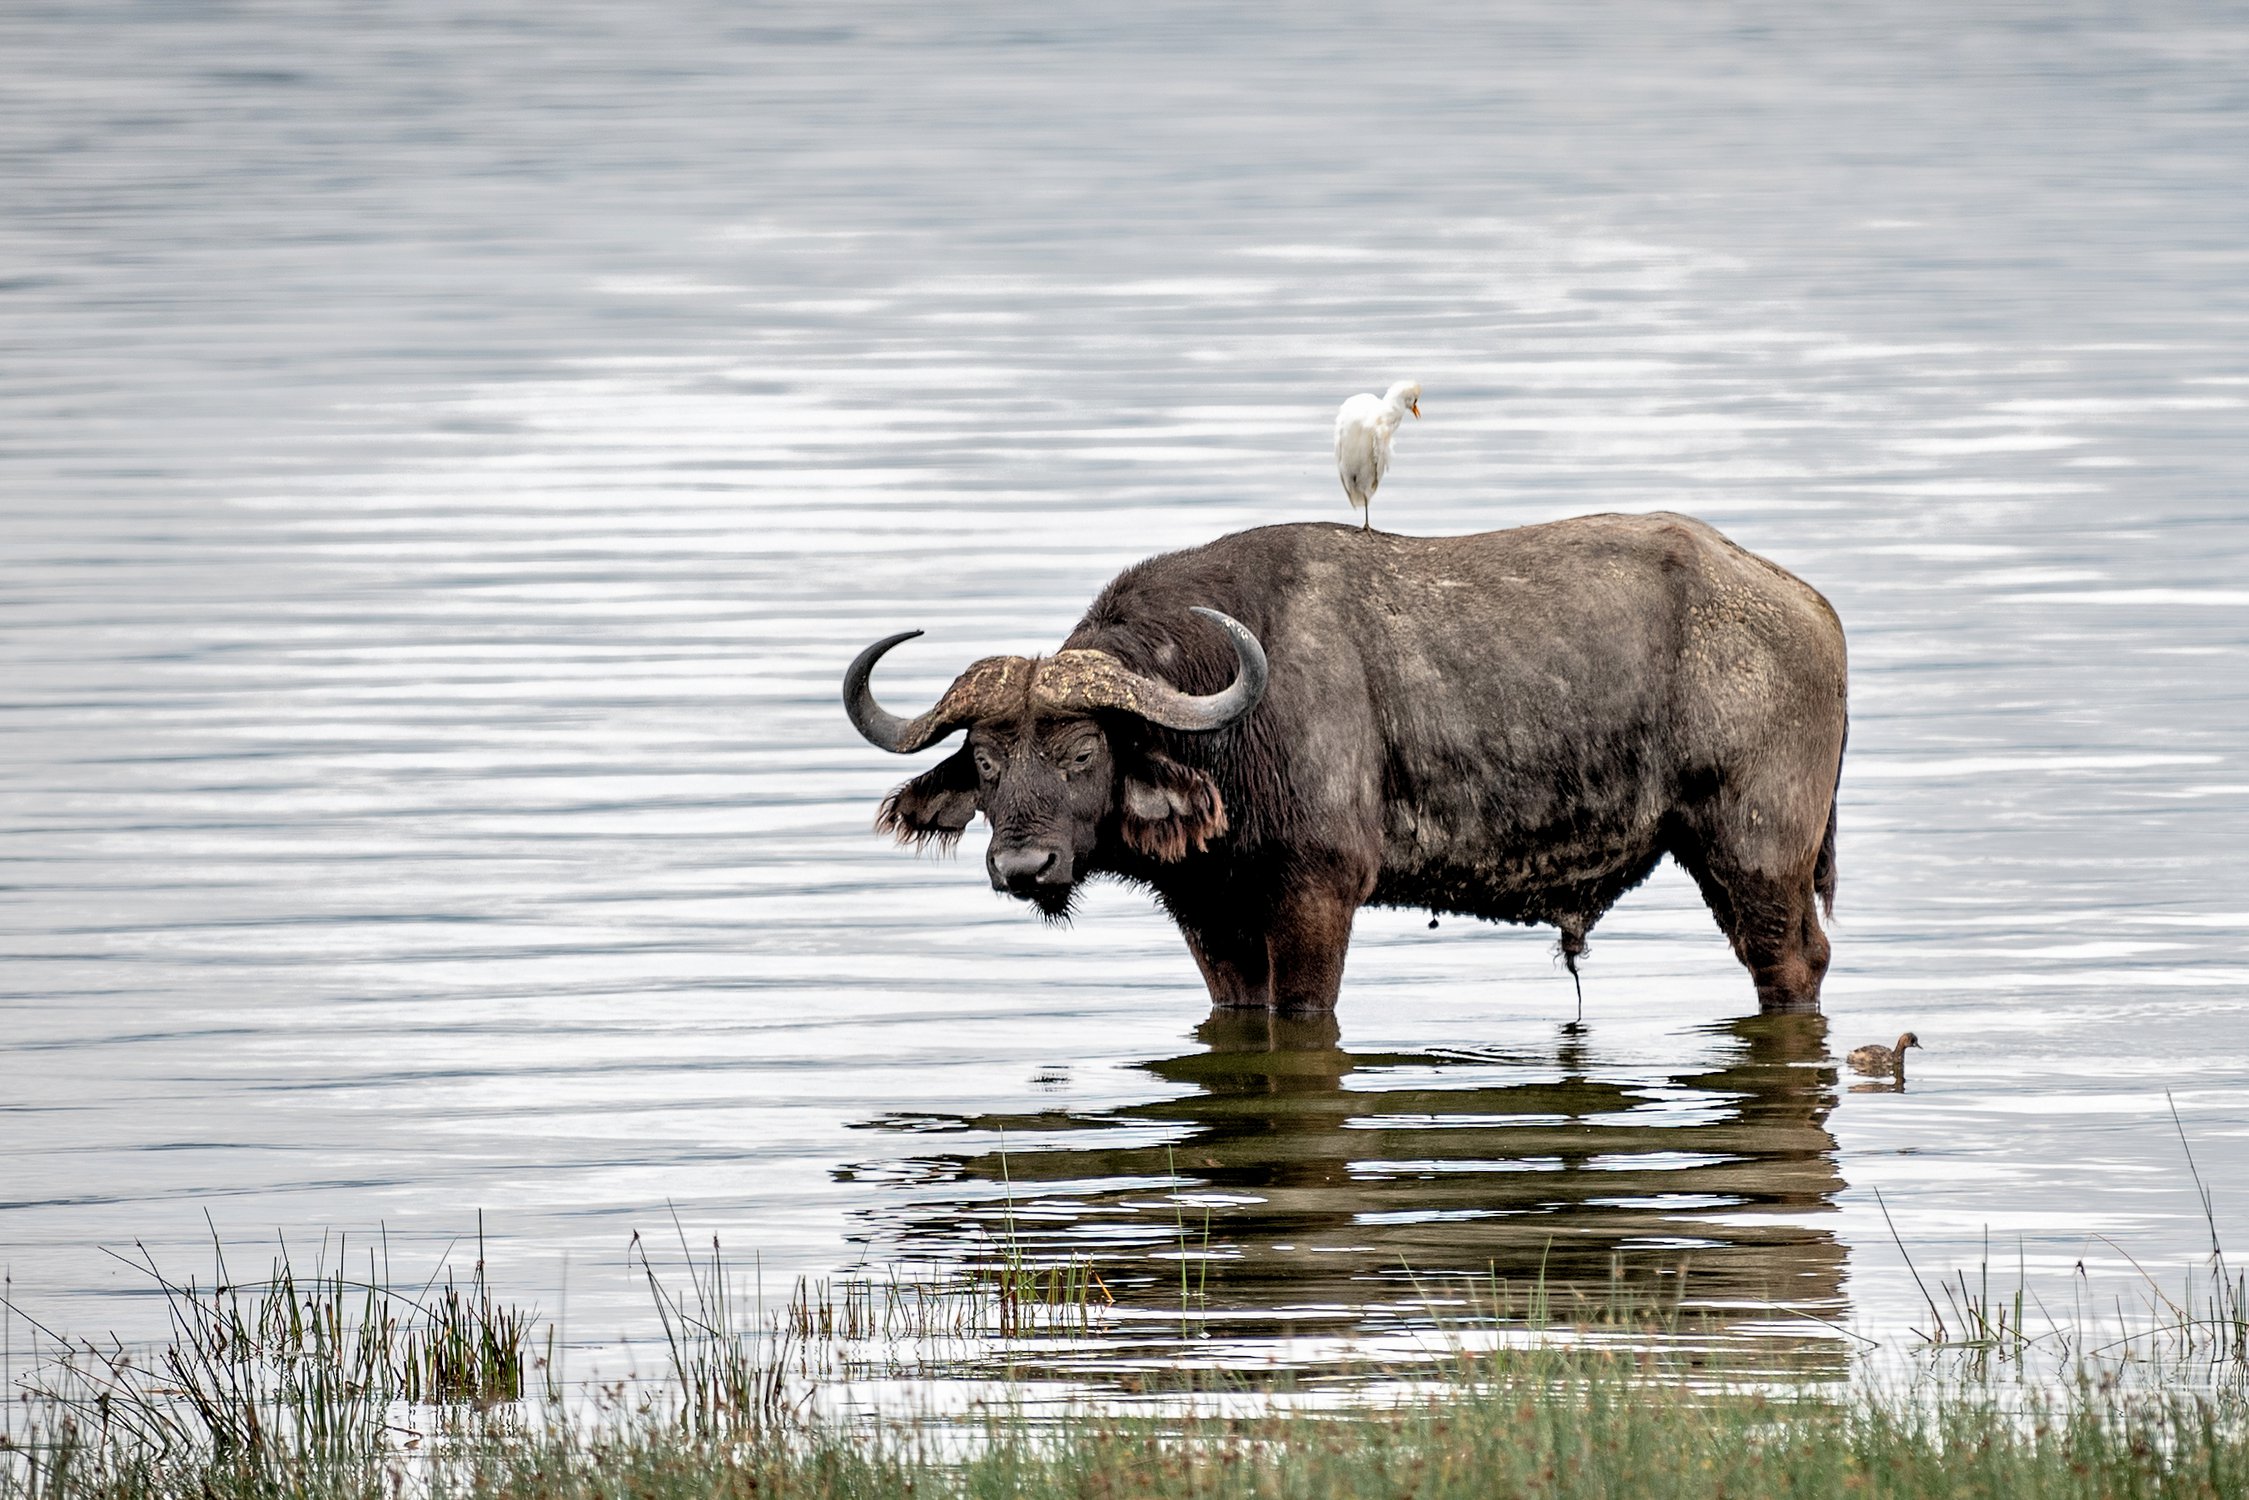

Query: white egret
(1333, 379), (1421, 531)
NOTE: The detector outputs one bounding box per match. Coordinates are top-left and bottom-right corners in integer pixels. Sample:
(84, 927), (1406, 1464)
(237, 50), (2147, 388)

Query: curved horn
(1034, 607), (1267, 732)
(845, 632), (1034, 754)
(1173, 608), (1269, 730)
(843, 630), (928, 753)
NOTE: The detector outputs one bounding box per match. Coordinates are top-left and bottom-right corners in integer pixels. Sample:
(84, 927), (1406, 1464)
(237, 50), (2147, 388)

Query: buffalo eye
(972, 745), (1003, 780)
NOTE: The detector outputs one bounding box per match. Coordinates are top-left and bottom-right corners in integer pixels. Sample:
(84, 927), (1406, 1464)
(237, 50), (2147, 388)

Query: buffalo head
(843, 608), (1266, 916)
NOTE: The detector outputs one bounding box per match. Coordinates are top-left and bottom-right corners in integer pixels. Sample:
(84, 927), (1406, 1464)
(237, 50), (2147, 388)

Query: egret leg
(1361, 508), (1370, 533)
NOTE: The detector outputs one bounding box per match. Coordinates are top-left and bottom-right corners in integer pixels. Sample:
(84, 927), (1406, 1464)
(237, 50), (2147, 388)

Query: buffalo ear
(876, 747), (980, 851)
(1120, 749), (1228, 862)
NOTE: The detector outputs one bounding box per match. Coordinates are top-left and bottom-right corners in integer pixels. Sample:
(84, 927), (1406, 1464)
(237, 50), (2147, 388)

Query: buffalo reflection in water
(844, 1011), (1848, 1371)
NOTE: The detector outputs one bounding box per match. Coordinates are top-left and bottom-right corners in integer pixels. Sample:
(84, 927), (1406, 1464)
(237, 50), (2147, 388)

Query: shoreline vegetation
(3, 1209), (2245, 1500)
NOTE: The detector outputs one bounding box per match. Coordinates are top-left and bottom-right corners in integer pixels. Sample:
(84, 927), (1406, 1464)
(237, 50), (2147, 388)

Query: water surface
(3, 1), (2247, 1385)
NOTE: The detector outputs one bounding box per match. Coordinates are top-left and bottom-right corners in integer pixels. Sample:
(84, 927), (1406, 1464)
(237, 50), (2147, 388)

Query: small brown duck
(1847, 1032), (1922, 1076)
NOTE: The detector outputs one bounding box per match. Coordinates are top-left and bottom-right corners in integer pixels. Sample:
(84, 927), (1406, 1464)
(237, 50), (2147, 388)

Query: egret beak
(1409, 401), (1421, 418)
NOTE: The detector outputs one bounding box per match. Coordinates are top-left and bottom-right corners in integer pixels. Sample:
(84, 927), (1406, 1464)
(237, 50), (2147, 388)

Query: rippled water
(4, 2), (2248, 1383)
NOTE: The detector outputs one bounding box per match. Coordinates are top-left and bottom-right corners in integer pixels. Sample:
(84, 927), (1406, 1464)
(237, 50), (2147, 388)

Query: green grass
(6, 1211), (2249, 1500)
(8, 1354), (2248, 1500)
(2, 1222), (534, 1465)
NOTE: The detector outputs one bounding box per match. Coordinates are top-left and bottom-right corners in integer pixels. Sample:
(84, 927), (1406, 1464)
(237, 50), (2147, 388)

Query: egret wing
(1335, 421), (1385, 507)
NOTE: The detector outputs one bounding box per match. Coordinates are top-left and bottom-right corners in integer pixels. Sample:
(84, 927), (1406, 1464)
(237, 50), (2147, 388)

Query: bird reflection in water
(844, 1008), (1850, 1375)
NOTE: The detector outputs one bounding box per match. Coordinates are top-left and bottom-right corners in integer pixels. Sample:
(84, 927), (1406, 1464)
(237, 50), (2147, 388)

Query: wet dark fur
(874, 515), (1849, 1014)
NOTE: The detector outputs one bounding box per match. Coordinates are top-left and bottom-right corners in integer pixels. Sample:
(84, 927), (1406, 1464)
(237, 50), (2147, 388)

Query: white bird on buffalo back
(1334, 379), (1421, 532)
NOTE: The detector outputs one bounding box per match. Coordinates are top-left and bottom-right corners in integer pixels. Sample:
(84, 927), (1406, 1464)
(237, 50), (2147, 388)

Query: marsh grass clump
(400, 1255), (532, 1407)
(630, 1225), (788, 1435)
(3, 1225), (536, 1467)
(780, 1258), (1112, 1345)
(623, 1207), (1120, 1438)
(1880, 1099), (2249, 1389)
(1909, 1227), (2247, 1382)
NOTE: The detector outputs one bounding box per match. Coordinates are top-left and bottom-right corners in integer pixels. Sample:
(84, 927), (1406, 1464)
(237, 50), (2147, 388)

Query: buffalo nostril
(990, 846), (1065, 891)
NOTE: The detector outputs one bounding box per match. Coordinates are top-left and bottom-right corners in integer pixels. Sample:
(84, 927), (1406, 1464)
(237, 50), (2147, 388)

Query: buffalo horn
(844, 631), (1035, 754)
(1034, 608), (1267, 732)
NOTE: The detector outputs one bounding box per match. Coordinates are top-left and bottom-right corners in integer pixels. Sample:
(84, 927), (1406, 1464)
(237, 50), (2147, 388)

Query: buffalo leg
(1181, 923), (1273, 1009)
(1746, 873), (1829, 1013)
(1266, 883), (1359, 1014)
(1680, 849), (1830, 1013)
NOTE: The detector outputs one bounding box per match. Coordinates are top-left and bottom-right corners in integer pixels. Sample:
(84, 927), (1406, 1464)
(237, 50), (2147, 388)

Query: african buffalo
(844, 514), (1848, 1014)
